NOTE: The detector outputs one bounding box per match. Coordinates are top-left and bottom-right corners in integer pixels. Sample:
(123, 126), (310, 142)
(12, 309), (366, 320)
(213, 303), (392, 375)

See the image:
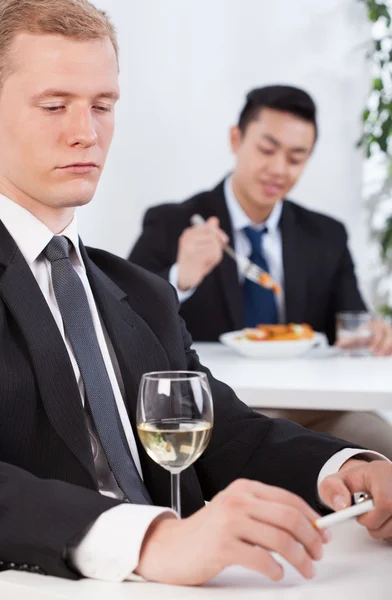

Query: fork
(190, 214), (281, 295)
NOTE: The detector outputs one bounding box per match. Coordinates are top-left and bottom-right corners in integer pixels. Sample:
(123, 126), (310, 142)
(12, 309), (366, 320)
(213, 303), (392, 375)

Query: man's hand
(319, 459), (392, 542)
(336, 319), (392, 356)
(369, 319), (392, 356)
(136, 479), (330, 586)
(176, 217), (229, 291)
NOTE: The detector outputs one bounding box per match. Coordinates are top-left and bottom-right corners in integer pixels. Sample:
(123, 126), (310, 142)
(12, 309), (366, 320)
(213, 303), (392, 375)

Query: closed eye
(42, 106), (64, 113)
(257, 146), (275, 155)
(41, 105), (113, 113)
(93, 106), (113, 112)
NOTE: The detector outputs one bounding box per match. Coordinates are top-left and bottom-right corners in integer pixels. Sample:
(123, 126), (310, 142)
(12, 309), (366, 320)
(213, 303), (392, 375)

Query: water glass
(336, 312), (373, 356)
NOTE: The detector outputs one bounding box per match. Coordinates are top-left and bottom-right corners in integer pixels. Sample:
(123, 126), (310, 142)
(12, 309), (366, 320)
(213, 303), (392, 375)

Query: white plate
(219, 330), (327, 359)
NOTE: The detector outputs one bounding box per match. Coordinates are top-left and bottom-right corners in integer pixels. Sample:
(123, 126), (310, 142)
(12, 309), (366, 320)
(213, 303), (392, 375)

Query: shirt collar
(0, 193), (83, 267)
(224, 175), (283, 233)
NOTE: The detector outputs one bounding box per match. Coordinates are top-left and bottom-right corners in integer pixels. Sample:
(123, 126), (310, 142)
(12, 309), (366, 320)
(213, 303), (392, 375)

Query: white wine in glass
(137, 371), (213, 516)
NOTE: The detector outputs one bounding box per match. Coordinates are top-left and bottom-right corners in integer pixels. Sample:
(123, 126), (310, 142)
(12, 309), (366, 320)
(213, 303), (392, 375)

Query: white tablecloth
(193, 342), (392, 412)
(0, 521), (389, 599)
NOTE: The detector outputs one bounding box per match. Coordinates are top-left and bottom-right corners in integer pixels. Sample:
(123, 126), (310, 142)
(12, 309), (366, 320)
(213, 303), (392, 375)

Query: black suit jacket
(0, 220), (357, 580)
(129, 180), (366, 343)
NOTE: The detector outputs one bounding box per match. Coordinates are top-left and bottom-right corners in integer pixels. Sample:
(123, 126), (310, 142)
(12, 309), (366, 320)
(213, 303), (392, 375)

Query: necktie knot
(43, 236), (70, 263)
(243, 226), (268, 254)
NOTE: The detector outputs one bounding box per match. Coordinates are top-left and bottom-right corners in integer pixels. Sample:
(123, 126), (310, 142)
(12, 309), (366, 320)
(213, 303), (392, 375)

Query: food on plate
(240, 328), (268, 341)
(237, 323), (315, 342)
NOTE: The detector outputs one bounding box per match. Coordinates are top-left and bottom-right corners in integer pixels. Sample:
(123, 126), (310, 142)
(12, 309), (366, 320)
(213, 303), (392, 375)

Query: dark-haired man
(130, 85), (392, 456)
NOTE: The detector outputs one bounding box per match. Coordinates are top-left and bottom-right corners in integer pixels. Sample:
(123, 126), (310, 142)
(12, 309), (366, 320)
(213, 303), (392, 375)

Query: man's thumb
(207, 217), (229, 245)
(318, 475), (352, 511)
(207, 216), (220, 228)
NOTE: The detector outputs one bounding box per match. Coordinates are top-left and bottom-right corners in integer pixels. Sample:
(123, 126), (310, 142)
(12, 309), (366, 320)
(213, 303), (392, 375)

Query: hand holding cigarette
(318, 458), (392, 543)
(313, 496), (375, 530)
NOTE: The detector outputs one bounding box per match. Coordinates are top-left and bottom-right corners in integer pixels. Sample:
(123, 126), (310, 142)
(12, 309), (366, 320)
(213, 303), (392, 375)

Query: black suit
(0, 220), (356, 580)
(129, 180), (366, 343)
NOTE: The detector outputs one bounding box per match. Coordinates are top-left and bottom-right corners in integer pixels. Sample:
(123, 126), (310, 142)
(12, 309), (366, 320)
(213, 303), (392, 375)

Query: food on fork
(258, 273), (282, 296)
(189, 215), (282, 296)
(237, 323), (315, 342)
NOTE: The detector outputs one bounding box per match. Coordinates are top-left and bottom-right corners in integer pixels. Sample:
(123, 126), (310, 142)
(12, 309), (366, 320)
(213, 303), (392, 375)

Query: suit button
(9, 563), (15, 568)
(21, 564), (28, 570)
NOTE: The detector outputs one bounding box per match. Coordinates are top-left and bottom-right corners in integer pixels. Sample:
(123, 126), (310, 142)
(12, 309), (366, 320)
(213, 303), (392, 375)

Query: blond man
(0, 0), (391, 587)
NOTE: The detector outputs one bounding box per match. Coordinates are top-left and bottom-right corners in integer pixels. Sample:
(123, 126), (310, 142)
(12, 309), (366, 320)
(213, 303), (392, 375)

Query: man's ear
(230, 125), (243, 155)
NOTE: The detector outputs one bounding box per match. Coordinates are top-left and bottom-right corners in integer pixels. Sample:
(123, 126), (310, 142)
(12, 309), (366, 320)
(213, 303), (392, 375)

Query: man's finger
(235, 520), (316, 579)
(243, 504), (324, 562)
(318, 475), (352, 512)
(248, 481), (320, 521)
(370, 321), (387, 354)
(206, 216), (220, 228)
(230, 540), (284, 581)
(372, 328), (392, 356)
(205, 217), (229, 245)
(364, 516), (392, 541)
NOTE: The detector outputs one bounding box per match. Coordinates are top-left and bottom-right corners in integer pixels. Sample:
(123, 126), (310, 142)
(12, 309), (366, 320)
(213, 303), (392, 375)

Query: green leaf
(379, 304), (392, 318)
(369, 9), (379, 22)
(373, 77), (383, 91)
(380, 217), (392, 259)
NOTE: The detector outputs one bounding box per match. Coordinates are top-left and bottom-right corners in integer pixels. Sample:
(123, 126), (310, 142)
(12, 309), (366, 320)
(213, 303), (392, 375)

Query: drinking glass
(136, 371), (213, 516)
(336, 311), (373, 356)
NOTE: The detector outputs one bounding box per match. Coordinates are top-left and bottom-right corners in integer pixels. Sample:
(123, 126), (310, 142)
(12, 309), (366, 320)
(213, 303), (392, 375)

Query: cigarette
(312, 499), (375, 530)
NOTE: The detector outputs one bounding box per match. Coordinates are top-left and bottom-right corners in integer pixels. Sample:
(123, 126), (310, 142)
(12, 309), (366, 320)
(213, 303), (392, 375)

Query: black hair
(238, 85), (317, 139)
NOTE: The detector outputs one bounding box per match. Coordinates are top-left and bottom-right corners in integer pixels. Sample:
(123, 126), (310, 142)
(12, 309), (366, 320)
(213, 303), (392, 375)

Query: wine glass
(137, 371), (213, 516)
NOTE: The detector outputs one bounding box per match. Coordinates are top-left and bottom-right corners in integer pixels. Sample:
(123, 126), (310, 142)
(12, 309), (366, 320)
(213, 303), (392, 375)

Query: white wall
(80, 0), (371, 297)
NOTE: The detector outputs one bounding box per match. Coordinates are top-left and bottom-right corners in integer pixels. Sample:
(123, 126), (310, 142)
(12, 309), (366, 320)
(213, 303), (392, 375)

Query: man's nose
(67, 109), (98, 148)
(267, 153), (287, 177)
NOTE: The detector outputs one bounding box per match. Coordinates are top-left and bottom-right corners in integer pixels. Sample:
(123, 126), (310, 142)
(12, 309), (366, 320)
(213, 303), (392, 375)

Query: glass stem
(171, 472), (181, 517)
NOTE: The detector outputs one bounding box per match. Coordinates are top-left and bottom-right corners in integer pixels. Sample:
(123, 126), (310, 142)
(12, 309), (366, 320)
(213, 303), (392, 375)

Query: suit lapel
(201, 181), (244, 331)
(81, 249), (174, 506)
(0, 223), (96, 485)
(82, 248), (205, 513)
(83, 252), (171, 420)
(280, 202), (308, 323)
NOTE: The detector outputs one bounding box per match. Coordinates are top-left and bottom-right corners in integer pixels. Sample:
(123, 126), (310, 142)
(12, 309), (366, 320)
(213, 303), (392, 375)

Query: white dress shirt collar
(224, 175), (283, 233)
(0, 193), (83, 267)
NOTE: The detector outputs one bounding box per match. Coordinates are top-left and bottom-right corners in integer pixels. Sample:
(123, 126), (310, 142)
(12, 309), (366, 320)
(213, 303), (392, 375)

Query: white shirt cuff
(69, 504), (176, 582)
(317, 448), (390, 494)
(168, 263), (196, 304)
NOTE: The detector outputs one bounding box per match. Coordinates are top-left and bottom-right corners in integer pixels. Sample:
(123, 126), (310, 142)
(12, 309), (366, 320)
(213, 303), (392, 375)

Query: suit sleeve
(0, 461), (122, 579)
(330, 226), (367, 314)
(173, 305), (361, 512)
(128, 207), (174, 281)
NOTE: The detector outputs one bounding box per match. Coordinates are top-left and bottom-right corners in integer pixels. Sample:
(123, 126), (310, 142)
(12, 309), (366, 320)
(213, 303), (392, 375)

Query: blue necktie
(44, 236), (151, 505)
(242, 226), (278, 327)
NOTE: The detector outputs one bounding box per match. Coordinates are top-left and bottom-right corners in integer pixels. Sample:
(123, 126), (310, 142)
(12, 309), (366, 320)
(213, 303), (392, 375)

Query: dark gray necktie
(43, 236), (151, 505)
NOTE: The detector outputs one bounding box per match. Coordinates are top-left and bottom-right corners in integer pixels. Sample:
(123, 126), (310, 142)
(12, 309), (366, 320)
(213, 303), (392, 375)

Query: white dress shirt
(0, 194), (387, 582)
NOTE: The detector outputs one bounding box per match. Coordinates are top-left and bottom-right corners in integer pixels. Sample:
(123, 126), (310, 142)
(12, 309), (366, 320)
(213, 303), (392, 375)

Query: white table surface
(1, 521), (390, 599)
(193, 342), (392, 411)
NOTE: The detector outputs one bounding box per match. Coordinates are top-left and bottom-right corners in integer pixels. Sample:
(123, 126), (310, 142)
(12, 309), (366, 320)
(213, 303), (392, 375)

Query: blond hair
(0, 0), (118, 88)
